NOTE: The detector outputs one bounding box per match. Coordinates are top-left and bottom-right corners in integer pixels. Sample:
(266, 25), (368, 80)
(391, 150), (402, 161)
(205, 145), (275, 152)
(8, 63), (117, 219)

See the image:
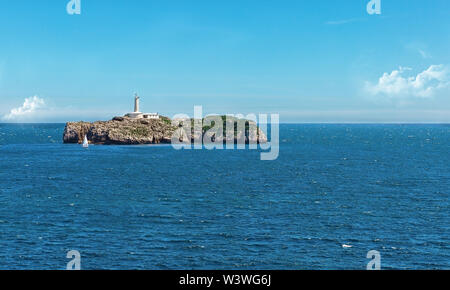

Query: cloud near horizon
(2, 96), (46, 121)
(1, 96), (123, 123)
(365, 65), (449, 100)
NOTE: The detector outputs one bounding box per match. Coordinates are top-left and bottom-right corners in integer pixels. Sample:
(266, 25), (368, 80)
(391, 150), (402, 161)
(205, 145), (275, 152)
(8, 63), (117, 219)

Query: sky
(0, 0), (449, 123)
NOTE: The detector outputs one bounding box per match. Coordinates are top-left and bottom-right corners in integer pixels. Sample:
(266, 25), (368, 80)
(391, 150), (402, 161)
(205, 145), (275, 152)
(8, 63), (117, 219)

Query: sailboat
(82, 135), (89, 148)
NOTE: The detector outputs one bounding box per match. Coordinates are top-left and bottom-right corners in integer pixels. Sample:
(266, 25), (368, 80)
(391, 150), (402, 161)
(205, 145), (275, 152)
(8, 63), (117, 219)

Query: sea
(0, 123), (448, 270)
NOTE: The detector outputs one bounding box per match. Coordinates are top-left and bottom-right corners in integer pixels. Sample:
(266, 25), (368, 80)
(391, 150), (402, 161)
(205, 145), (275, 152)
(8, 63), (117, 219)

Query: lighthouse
(134, 93), (140, 113)
(125, 93), (160, 120)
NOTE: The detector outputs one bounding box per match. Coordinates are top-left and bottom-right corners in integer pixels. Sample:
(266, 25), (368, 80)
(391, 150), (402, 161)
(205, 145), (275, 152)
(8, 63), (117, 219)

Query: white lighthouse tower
(125, 93), (160, 119)
(134, 93), (140, 113)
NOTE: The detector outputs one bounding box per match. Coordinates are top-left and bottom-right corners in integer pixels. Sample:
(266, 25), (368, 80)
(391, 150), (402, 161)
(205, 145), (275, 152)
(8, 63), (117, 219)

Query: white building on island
(125, 93), (160, 119)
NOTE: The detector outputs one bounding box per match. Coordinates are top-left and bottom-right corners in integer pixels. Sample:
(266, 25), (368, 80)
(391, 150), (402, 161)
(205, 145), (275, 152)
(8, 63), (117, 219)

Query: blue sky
(0, 0), (449, 122)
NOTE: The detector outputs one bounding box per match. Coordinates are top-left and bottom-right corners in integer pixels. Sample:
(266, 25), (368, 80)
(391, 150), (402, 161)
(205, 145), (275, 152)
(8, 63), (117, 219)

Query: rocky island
(63, 94), (267, 145)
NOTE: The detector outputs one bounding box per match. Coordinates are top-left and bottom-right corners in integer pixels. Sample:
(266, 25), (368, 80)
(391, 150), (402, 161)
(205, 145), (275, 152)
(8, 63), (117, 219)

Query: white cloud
(1, 96), (133, 123)
(365, 65), (449, 99)
(405, 43), (432, 59)
(418, 49), (431, 59)
(2, 96), (46, 121)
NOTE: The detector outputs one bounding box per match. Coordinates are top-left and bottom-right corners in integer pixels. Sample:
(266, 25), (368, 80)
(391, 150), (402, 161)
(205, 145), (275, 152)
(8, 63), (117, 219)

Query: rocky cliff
(63, 116), (175, 145)
(63, 116), (268, 145)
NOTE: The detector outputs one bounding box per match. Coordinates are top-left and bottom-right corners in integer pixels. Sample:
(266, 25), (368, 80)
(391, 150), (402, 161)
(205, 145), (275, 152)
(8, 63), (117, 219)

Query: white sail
(82, 135), (89, 148)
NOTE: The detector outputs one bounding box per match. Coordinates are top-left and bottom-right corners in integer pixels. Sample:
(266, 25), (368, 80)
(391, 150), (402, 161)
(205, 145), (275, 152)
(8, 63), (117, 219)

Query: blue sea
(0, 123), (448, 270)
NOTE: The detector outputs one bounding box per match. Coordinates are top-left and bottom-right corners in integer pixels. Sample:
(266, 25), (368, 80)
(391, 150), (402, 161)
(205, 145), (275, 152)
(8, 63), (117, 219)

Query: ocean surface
(0, 123), (448, 270)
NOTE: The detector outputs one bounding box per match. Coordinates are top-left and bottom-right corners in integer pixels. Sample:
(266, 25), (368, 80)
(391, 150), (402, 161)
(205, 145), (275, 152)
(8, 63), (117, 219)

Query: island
(63, 94), (268, 145)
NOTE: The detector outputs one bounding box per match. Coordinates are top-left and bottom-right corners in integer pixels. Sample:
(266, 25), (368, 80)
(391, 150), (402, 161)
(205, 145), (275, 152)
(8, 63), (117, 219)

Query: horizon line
(1, 122), (449, 125)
